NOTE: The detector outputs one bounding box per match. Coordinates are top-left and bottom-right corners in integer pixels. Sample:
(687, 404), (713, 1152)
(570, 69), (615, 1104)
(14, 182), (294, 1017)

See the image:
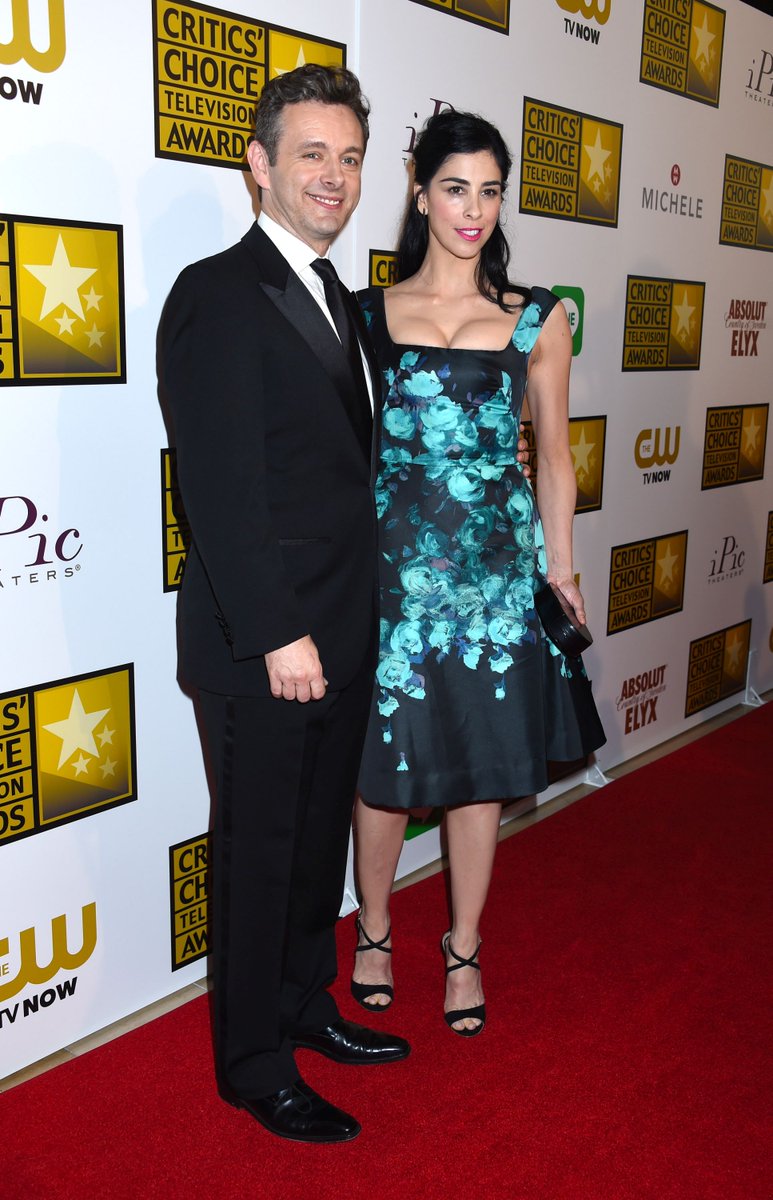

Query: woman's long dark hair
(396, 110), (530, 313)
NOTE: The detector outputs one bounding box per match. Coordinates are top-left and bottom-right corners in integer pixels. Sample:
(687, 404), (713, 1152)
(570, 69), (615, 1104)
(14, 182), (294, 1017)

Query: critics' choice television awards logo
(622, 276), (705, 370)
(640, 0), (725, 107)
(0, 0), (65, 107)
(557, 0), (611, 45)
(0, 215), (125, 386)
(162, 450), (190, 592)
(522, 417), (606, 514)
(407, 0), (510, 34)
(369, 251), (398, 289)
(0, 903), (96, 1026)
(607, 531), (687, 635)
(701, 404), (768, 490)
(0, 666), (136, 846)
(726, 298), (767, 356)
(0, 493), (82, 589)
(520, 99), (623, 227)
(685, 619), (750, 716)
(170, 833), (210, 969)
(153, 1), (345, 169)
(719, 155), (773, 253)
(616, 664), (667, 736)
(635, 426), (680, 486)
(764, 513), (773, 584)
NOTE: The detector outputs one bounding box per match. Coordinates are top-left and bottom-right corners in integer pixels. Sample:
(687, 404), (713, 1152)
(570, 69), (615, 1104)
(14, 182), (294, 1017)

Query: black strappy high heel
(350, 914), (394, 1010)
(442, 933), (486, 1036)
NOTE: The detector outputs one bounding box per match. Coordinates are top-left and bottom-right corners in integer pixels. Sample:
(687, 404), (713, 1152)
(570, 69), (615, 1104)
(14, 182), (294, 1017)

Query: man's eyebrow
(298, 139), (363, 154)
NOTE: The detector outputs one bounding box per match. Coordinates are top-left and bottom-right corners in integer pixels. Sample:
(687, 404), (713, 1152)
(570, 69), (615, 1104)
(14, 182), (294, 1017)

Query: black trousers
(197, 664), (373, 1098)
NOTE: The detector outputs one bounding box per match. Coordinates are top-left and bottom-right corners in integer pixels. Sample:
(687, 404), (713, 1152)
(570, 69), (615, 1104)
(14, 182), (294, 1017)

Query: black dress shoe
(293, 1018), (410, 1064)
(223, 1079), (361, 1144)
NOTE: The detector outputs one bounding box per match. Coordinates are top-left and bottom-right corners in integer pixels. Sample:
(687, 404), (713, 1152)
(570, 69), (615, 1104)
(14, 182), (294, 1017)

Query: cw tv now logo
(0, 0), (66, 106)
(0, 902), (96, 1028)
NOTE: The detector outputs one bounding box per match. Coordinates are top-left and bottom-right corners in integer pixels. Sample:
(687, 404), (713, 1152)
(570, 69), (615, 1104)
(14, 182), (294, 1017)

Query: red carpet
(4, 705), (771, 1199)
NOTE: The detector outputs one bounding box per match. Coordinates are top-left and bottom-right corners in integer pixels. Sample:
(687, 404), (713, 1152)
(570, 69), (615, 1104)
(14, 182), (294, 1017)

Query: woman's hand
(548, 575), (587, 628)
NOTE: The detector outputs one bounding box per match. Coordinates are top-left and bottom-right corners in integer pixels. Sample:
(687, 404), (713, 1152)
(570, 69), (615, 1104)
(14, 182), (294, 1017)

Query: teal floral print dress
(357, 286), (605, 809)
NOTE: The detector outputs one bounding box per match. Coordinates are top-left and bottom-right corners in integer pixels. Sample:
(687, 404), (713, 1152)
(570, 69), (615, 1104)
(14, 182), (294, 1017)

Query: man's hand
(517, 422), (531, 479)
(264, 635), (327, 702)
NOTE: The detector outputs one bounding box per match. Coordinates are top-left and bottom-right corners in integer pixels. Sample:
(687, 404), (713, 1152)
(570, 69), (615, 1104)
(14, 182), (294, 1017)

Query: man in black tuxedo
(160, 64), (408, 1145)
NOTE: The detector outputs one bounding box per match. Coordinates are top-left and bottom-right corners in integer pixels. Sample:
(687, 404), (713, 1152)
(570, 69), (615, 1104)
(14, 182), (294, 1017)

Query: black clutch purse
(534, 582), (593, 658)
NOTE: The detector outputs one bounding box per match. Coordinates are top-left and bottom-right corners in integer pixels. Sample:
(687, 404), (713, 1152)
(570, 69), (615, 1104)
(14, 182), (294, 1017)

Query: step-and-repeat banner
(1, 0), (771, 1076)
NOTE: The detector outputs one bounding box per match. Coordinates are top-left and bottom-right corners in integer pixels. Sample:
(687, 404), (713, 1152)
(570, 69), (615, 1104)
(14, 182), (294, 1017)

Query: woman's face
(417, 150), (504, 261)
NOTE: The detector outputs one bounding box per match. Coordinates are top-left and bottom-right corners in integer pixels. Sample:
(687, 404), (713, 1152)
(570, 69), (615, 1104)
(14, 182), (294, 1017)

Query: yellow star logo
(43, 689), (110, 771)
(657, 542), (678, 588)
(273, 45), (306, 78)
(24, 235), (97, 322)
(725, 632), (742, 673)
(672, 290), (695, 340)
(742, 412), (760, 455)
(692, 12), (716, 69)
(570, 428), (595, 479)
(583, 128), (611, 188)
(761, 177), (773, 224)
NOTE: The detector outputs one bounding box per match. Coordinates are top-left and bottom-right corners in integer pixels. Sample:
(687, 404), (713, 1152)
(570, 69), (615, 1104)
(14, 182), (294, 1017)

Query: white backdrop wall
(1, 0), (770, 1077)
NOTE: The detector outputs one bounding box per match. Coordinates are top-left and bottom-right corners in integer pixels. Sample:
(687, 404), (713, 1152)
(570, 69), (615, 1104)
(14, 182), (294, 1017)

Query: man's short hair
(254, 63), (370, 164)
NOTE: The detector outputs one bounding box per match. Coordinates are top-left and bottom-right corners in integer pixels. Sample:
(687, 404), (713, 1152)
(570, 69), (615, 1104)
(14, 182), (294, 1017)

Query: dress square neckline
(375, 286), (528, 355)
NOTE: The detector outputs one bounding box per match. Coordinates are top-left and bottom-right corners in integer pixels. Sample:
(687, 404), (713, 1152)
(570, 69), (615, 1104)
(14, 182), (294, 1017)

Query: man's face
(248, 101), (365, 255)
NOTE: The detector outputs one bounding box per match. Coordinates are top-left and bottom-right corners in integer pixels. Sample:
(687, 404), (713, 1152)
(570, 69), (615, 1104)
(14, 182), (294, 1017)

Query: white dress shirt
(257, 212), (374, 411)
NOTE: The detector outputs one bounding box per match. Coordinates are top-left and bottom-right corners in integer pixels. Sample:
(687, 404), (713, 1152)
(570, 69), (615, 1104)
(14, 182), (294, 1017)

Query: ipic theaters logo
(685, 619), (750, 716)
(407, 0), (510, 34)
(745, 47), (772, 109)
(726, 298), (767, 356)
(369, 251), (398, 289)
(161, 449), (190, 593)
(170, 833), (209, 970)
(607, 531), (687, 635)
(552, 285), (584, 355)
(764, 512), (773, 584)
(719, 155), (773, 253)
(622, 275), (704, 371)
(0, 215), (125, 386)
(522, 416), (606, 514)
(642, 164), (704, 220)
(0, 903), (96, 1028)
(0, 666), (136, 846)
(557, 0), (611, 45)
(0, 0), (66, 107)
(616, 664), (667, 735)
(701, 404), (768, 490)
(0, 494), (82, 589)
(520, 99), (623, 227)
(640, 0), (725, 107)
(153, 1), (345, 169)
(708, 534), (745, 585)
(635, 426), (680, 485)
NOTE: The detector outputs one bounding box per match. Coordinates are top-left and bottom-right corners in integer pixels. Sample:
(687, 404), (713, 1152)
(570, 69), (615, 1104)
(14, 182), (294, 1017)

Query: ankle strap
(355, 915), (392, 955)
(444, 936), (481, 973)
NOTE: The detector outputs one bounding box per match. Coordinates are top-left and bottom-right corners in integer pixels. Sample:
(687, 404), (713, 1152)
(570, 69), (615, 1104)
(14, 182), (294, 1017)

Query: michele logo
(642, 164), (704, 220)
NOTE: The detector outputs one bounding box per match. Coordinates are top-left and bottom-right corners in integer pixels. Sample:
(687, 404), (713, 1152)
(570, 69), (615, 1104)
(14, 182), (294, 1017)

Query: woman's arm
(525, 301), (586, 625)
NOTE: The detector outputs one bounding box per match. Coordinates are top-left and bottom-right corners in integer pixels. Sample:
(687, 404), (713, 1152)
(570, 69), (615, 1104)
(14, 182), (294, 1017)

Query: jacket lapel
(243, 224), (372, 462)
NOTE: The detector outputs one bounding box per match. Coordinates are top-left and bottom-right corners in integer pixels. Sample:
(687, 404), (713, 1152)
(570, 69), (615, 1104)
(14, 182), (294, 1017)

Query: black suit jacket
(160, 222), (380, 697)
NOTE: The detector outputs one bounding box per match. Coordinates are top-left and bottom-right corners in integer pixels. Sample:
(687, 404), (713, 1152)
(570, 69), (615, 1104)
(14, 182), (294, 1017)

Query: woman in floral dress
(352, 111), (605, 1034)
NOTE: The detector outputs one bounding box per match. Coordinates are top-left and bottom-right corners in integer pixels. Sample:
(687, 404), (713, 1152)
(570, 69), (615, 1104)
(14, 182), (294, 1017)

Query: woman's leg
(352, 797), (410, 1005)
(444, 800), (502, 1032)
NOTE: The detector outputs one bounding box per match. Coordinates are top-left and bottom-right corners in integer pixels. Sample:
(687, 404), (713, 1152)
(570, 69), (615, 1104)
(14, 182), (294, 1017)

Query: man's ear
(247, 139), (271, 190)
